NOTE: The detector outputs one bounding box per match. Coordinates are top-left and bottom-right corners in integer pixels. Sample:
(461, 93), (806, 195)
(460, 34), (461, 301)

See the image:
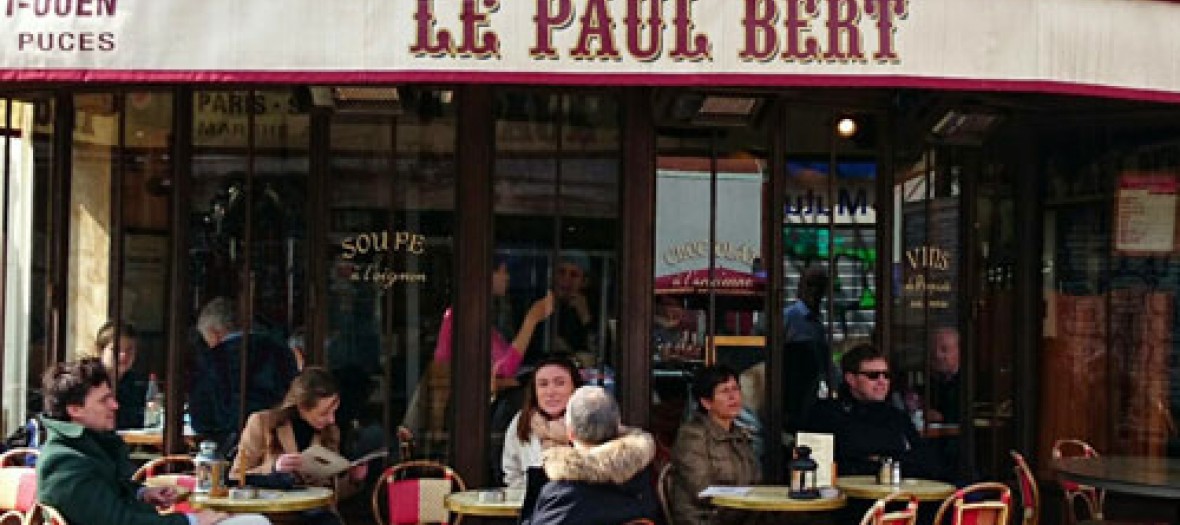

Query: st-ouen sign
(3, 0), (1180, 101)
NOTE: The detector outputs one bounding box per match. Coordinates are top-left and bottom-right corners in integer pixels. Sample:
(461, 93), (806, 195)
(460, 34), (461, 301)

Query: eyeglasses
(855, 370), (891, 380)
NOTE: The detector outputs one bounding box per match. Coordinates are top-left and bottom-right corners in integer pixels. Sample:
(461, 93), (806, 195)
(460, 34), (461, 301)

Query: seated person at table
(231, 367), (367, 501)
(803, 344), (949, 480)
(670, 365), (761, 525)
(189, 297), (298, 445)
(928, 327), (961, 424)
(95, 320), (149, 430)
(38, 358), (270, 525)
(503, 356), (585, 488)
(528, 386), (660, 525)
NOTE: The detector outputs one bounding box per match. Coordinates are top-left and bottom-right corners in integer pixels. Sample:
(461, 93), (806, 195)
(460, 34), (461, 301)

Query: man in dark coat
(37, 358), (269, 525)
(528, 386), (661, 525)
(189, 297), (298, 445)
(803, 344), (949, 481)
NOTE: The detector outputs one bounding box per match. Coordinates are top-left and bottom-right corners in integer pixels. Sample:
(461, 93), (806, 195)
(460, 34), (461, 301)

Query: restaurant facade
(2, 0), (1180, 497)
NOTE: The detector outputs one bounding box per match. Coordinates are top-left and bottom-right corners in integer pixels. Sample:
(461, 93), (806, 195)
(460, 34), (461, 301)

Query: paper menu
(795, 432), (835, 487)
(698, 486), (752, 498)
(299, 445), (388, 479)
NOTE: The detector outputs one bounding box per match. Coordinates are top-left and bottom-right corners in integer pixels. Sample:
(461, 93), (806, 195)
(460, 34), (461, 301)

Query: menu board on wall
(1115, 172), (1178, 255)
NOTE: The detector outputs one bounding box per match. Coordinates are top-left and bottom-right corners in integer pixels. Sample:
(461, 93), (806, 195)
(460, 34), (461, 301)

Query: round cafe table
(1054, 456), (1180, 500)
(444, 490), (524, 518)
(836, 475), (956, 502)
(709, 486), (847, 512)
(190, 487), (334, 514)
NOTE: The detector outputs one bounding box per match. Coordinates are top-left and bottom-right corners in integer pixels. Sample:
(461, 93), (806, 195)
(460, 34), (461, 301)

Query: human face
(553, 262), (586, 299)
(534, 365), (576, 417)
(845, 358), (892, 402)
(492, 263), (510, 297)
(700, 377), (743, 426)
(933, 330), (961, 376)
(66, 383), (119, 432)
(298, 395), (340, 430)
(101, 336), (137, 378)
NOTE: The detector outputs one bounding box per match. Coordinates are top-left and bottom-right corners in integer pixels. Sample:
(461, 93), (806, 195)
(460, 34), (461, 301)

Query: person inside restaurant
(526, 252), (597, 361)
(501, 356), (585, 488)
(189, 297), (298, 447)
(670, 365), (761, 525)
(803, 344), (949, 481)
(526, 386), (660, 525)
(783, 267), (835, 431)
(95, 320), (149, 430)
(927, 327), (961, 424)
(38, 358), (270, 525)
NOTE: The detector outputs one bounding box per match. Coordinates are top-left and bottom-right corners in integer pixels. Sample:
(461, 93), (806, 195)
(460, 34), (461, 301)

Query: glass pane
(112, 91), (174, 430)
(1, 95), (54, 436)
(491, 90), (621, 487)
(331, 87), (458, 462)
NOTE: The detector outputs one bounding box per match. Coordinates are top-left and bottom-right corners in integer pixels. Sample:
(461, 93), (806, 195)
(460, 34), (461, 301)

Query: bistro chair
(372, 460), (466, 525)
(0, 467), (36, 517)
(858, 491), (920, 525)
(655, 462), (673, 525)
(0, 449), (38, 468)
(25, 502), (68, 525)
(932, 481), (1011, 525)
(1052, 439), (1104, 522)
(1010, 450), (1040, 525)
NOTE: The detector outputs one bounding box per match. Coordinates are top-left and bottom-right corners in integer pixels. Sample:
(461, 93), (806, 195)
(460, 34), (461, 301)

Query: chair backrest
(132, 454), (197, 481)
(0, 467), (36, 513)
(0, 449), (38, 468)
(656, 462), (673, 525)
(371, 460), (466, 525)
(932, 481), (1012, 525)
(1010, 451), (1039, 525)
(1051, 439), (1098, 461)
(859, 491), (920, 525)
(26, 502), (68, 525)
(1050, 438), (1104, 521)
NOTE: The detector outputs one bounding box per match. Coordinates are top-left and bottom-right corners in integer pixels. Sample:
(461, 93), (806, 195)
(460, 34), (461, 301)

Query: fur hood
(542, 430), (656, 485)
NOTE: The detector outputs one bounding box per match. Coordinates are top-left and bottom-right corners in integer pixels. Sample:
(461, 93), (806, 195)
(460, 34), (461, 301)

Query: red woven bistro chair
(859, 491), (920, 525)
(372, 460), (466, 525)
(932, 481), (1011, 525)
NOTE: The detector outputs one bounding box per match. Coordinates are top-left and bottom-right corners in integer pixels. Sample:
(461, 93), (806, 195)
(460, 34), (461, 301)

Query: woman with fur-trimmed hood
(528, 387), (662, 525)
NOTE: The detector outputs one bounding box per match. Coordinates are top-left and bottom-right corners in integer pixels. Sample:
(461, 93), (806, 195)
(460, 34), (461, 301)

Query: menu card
(796, 432), (835, 487)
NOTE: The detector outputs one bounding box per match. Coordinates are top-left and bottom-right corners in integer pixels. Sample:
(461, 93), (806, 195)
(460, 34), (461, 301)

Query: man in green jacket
(37, 358), (269, 525)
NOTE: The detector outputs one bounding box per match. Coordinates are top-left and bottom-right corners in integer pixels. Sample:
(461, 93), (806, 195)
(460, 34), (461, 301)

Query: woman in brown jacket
(669, 365), (761, 525)
(230, 367), (367, 498)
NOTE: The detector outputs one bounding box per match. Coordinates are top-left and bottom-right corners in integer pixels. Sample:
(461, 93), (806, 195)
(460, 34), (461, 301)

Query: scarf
(529, 411), (571, 450)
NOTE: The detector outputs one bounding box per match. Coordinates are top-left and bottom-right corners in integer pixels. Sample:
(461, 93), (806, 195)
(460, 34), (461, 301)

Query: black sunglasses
(854, 370), (891, 380)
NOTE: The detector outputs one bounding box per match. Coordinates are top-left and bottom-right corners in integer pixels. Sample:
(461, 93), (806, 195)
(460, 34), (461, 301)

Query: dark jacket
(115, 370), (148, 430)
(804, 387), (948, 481)
(669, 414), (761, 525)
(529, 430), (661, 525)
(188, 332), (297, 440)
(37, 417), (188, 525)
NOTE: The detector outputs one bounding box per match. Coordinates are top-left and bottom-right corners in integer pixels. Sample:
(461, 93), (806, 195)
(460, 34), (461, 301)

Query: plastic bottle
(144, 373), (160, 428)
(24, 418), (39, 467)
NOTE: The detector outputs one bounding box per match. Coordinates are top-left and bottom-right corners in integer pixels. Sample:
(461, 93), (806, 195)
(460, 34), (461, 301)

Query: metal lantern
(788, 445), (820, 499)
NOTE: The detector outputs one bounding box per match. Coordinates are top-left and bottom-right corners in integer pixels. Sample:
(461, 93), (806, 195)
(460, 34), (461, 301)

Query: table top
(444, 490), (523, 518)
(709, 486), (846, 512)
(1055, 456), (1180, 500)
(190, 487), (333, 513)
(118, 428), (197, 446)
(836, 476), (956, 502)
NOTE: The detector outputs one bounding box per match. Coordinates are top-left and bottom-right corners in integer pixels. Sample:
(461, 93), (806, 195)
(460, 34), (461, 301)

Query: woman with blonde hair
(231, 367), (367, 500)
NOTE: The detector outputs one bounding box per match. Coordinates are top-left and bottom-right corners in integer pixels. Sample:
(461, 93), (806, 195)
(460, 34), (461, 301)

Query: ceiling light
(836, 117), (858, 138)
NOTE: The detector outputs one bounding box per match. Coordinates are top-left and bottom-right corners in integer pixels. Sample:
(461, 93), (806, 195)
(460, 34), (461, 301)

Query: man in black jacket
(804, 344), (949, 481)
(528, 386), (661, 525)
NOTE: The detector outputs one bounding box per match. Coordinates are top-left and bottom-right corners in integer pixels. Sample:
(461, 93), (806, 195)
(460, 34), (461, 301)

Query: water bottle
(144, 373), (160, 428)
(194, 441), (219, 494)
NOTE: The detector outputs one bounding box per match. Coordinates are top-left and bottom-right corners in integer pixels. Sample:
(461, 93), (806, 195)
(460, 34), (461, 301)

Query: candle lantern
(787, 445), (820, 499)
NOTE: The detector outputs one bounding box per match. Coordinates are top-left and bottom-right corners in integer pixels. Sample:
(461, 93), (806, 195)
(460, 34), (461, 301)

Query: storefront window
(184, 89), (310, 447)
(327, 87), (458, 462)
(0, 95), (54, 435)
(489, 89), (621, 485)
(1042, 130), (1180, 462)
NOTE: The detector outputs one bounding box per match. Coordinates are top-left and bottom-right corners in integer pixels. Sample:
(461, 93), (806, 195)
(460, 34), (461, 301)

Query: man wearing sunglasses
(803, 344), (949, 481)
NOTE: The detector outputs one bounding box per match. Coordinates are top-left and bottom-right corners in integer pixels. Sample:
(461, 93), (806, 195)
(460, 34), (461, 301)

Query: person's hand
(397, 426), (414, 443)
(349, 464), (368, 482)
(192, 510), (228, 525)
(140, 486), (178, 507)
(274, 453), (302, 473)
(564, 292), (591, 324)
(526, 292), (556, 324)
